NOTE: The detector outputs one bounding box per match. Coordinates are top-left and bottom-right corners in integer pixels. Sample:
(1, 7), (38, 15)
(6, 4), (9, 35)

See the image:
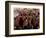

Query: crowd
(14, 8), (40, 30)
